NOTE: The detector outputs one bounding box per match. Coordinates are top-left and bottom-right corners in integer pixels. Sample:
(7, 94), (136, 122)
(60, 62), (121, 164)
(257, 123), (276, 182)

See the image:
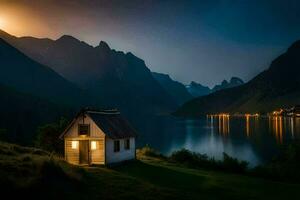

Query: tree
(35, 118), (69, 155)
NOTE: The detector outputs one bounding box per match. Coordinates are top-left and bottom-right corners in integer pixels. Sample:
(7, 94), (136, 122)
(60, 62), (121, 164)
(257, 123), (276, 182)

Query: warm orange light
(91, 141), (97, 150)
(0, 17), (6, 30)
(71, 141), (78, 149)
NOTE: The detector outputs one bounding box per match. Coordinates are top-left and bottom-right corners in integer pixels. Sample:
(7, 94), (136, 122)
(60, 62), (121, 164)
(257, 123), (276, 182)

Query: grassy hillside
(1, 142), (300, 200)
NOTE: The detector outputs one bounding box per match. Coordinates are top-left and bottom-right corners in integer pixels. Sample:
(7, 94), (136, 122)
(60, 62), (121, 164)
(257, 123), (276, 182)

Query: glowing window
(71, 141), (78, 149)
(91, 141), (97, 150)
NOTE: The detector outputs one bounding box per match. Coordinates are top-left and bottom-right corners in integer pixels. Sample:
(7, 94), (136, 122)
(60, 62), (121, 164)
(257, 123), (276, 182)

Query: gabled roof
(60, 108), (138, 139)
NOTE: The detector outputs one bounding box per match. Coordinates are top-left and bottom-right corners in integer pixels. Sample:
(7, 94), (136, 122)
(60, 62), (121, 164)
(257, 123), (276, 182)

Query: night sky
(1, 0), (300, 87)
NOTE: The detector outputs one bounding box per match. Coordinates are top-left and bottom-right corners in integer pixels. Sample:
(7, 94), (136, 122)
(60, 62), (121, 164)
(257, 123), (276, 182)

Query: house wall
(64, 115), (105, 138)
(91, 139), (105, 164)
(65, 140), (79, 164)
(105, 137), (135, 164)
(64, 115), (105, 165)
(65, 138), (105, 165)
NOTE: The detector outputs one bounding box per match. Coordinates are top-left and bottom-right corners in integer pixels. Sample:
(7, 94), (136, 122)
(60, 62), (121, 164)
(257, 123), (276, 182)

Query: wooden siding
(65, 138), (105, 165)
(64, 114), (106, 138)
(91, 139), (105, 164)
(65, 140), (79, 165)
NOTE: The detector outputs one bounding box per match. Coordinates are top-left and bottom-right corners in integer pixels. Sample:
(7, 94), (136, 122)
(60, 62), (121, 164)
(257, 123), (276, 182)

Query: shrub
(222, 153), (248, 173)
(138, 146), (166, 159)
(169, 149), (248, 173)
(169, 149), (211, 167)
(251, 142), (300, 182)
(35, 118), (69, 155)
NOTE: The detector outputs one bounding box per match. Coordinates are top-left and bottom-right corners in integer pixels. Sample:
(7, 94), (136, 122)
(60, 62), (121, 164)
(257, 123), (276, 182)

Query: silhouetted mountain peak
(57, 35), (79, 43)
(1, 31), (177, 114)
(98, 41), (111, 50)
(0, 38), (21, 54)
(153, 72), (171, 80)
(0, 30), (16, 42)
(221, 80), (229, 86)
(189, 81), (208, 88)
(152, 72), (192, 105)
(187, 81), (211, 97)
(0, 29), (10, 37)
(55, 35), (92, 51)
(176, 40), (300, 116)
(0, 38), (8, 45)
(287, 40), (300, 52)
(126, 51), (145, 64)
(212, 77), (244, 92)
(126, 52), (136, 58)
(230, 77), (244, 85)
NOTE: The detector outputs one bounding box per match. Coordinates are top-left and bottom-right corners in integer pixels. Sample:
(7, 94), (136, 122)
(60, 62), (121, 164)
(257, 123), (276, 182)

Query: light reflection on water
(138, 115), (300, 167)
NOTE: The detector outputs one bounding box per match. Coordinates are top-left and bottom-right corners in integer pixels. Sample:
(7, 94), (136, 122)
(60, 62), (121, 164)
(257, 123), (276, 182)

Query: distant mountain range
(0, 38), (90, 107)
(152, 72), (192, 105)
(186, 77), (244, 97)
(3, 28), (295, 142)
(175, 41), (300, 117)
(211, 77), (244, 92)
(186, 81), (211, 97)
(0, 38), (85, 143)
(0, 30), (177, 116)
(0, 30), (180, 143)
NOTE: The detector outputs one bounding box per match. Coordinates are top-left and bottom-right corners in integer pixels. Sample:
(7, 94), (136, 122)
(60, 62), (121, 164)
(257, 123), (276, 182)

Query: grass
(1, 142), (300, 199)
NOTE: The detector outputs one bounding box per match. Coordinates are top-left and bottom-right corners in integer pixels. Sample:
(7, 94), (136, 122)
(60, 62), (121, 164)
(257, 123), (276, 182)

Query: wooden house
(60, 108), (137, 165)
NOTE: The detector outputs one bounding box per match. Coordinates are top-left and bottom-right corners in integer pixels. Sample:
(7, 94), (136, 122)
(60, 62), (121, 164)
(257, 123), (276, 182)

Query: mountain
(186, 77), (243, 98)
(0, 30), (177, 115)
(152, 72), (192, 105)
(186, 81), (211, 97)
(212, 77), (244, 92)
(175, 40), (300, 116)
(0, 38), (89, 107)
(0, 84), (73, 144)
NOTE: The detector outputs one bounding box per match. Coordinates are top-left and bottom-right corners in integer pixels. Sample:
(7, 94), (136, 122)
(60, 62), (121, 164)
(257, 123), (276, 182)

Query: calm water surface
(137, 116), (300, 166)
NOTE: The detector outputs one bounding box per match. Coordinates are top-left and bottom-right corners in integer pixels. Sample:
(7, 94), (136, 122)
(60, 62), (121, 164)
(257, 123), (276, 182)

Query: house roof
(60, 108), (138, 139)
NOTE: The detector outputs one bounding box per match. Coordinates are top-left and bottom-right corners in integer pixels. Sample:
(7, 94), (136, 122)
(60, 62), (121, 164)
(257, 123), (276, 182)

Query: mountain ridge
(186, 77), (244, 97)
(0, 38), (90, 107)
(175, 40), (300, 116)
(152, 72), (192, 105)
(0, 29), (177, 116)
(212, 77), (244, 92)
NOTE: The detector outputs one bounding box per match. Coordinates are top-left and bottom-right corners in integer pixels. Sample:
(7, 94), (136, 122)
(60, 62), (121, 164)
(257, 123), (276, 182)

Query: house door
(79, 140), (89, 164)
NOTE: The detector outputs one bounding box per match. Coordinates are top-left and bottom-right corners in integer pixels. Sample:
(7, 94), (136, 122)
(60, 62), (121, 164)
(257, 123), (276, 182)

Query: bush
(138, 146), (166, 159)
(35, 118), (69, 155)
(169, 149), (248, 173)
(169, 149), (211, 167)
(222, 153), (248, 173)
(251, 142), (300, 182)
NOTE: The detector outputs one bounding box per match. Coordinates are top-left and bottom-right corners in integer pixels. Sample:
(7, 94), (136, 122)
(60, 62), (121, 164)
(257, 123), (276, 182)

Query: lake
(137, 115), (300, 166)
